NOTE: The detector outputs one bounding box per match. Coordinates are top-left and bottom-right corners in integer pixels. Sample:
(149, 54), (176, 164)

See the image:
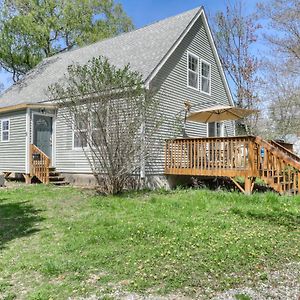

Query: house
(0, 7), (299, 194)
(0, 7), (234, 186)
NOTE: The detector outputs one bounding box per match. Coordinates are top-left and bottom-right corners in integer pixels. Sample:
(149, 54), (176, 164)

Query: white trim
(72, 114), (89, 151)
(207, 122), (225, 137)
(200, 59), (211, 96)
(25, 108), (30, 173)
(187, 51), (199, 91)
(145, 7), (203, 85)
(1, 118), (10, 142)
(201, 10), (234, 106)
(32, 111), (56, 162)
(145, 7), (234, 106)
(52, 113), (57, 167)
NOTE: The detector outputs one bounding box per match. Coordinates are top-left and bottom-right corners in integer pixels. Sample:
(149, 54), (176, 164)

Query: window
(91, 112), (104, 143)
(208, 122), (224, 137)
(187, 52), (199, 90)
(73, 114), (88, 149)
(201, 60), (211, 95)
(1, 119), (10, 142)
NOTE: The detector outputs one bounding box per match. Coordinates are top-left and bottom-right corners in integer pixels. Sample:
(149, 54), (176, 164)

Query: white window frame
(1, 118), (10, 142)
(187, 51), (199, 91)
(72, 114), (89, 150)
(207, 122), (225, 137)
(72, 109), (108, 151)
(200, 59), (211, 95)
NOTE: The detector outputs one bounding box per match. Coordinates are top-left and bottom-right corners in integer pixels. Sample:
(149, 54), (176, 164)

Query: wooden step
(49, 171), (60, 177)
(51, 181), (69, 186)
(48, 167), (69, 185)
(49, 176), (65, 182)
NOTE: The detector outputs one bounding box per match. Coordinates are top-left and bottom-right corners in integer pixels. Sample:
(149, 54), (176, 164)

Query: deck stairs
(255, 137), (300, 195)
(30, 144), (69, 186)
(48, 167), (69, 186)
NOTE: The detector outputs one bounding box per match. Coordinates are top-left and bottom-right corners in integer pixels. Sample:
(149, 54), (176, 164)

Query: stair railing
(254, 137), (300, 195)
(269, 140), (300, 163)
(30, 144), (51, 184)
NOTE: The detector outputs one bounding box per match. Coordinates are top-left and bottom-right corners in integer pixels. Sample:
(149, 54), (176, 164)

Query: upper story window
(1, 119), (10, 142)
(201, 60), (211, 95)
(187, 52), (199, 90)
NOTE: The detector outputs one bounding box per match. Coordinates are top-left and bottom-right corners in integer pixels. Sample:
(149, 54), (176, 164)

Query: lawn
(0, 185), (299, 299)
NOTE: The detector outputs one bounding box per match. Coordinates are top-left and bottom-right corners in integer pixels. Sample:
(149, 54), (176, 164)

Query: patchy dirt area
(1, 179), (27, 189)
(77, 262), (300, 300)
(212, 262), (300, 300)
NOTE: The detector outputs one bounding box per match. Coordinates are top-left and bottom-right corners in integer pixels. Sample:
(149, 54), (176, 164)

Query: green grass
(0, 185), (299, 299)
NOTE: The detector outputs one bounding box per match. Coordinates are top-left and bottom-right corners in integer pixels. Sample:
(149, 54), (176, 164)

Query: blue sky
(0, 0), (260, 91)
(121, 0), (258, 28)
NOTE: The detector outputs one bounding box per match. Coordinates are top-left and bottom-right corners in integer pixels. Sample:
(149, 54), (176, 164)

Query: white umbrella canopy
(186, 105), (259, 123)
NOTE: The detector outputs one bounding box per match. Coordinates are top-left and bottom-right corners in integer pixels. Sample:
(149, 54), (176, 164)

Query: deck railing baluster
(164, 136), (299, 195)
(30, 144), (50, 184)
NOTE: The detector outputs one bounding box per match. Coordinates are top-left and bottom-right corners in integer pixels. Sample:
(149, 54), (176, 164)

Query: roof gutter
(0, 103), (58, 114)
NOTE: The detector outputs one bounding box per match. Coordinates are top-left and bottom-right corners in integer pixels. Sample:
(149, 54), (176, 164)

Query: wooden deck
(165, 136), (300, 195)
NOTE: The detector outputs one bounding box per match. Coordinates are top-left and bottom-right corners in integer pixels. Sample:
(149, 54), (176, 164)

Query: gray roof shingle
(0, 7), (201, 108)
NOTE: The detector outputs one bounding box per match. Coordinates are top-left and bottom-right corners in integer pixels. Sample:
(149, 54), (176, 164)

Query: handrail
(165, 135), (299, 195)
(166, 135), (256, 141)
(254, 137), (299, 195)
(269, 140), (300, 163)
(165, 136), (257, 177)
(30, 144), (51, 184)
(255, 137), (300, 170)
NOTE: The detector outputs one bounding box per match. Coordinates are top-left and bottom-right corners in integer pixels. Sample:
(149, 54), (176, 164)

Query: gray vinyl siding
(147, 15), (235, 174)
(55, 109), (91, 173)
(0, 110), (27, 173)
(53, 14), (234, 176)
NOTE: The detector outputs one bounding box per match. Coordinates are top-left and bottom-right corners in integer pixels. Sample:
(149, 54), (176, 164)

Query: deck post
(23, 174), (32, 184)
(244, 176), (254, 195)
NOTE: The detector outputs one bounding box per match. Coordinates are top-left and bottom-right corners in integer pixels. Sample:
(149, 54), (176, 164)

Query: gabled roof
(0, 7), (202, 107)
(0, 6), (234, 109)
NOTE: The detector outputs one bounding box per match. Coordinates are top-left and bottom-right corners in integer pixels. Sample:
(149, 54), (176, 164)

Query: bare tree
(257, 0), (300, 74)
(257, 0), (300, 140)
(213, 0), (261, 134)
(48, 57), (160, 194)
(258, 61), (300, 139)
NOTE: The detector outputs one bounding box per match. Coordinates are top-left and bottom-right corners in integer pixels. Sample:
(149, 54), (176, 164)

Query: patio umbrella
(186, 105), (258, 123)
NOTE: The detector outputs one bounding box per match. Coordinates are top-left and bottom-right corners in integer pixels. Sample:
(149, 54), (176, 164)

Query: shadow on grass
(231, 208), (300, 230)
(0, 200), (44, 249)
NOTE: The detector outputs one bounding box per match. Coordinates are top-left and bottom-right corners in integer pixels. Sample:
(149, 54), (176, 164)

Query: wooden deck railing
(30, 144), (51, 184)
(255, 137), (300, 195)
(165, 136), (258, 177)
(165, 136), (300, 195)
(269, 140), (300, 163)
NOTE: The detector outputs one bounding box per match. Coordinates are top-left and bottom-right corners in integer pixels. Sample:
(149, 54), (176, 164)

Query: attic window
(187, 52), (199, 90)
(1, 119), (10, 142)
(201, 60), (211, 95)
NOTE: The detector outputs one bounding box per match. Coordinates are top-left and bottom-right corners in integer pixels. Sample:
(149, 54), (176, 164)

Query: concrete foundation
(4, 171), (195, 191)
(61, 173), (192, 190)
(63, 173), (98, 186)
(0, 174), (5, 187)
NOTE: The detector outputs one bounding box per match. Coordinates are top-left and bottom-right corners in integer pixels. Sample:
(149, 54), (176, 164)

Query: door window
(33, 115), (53, 158)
